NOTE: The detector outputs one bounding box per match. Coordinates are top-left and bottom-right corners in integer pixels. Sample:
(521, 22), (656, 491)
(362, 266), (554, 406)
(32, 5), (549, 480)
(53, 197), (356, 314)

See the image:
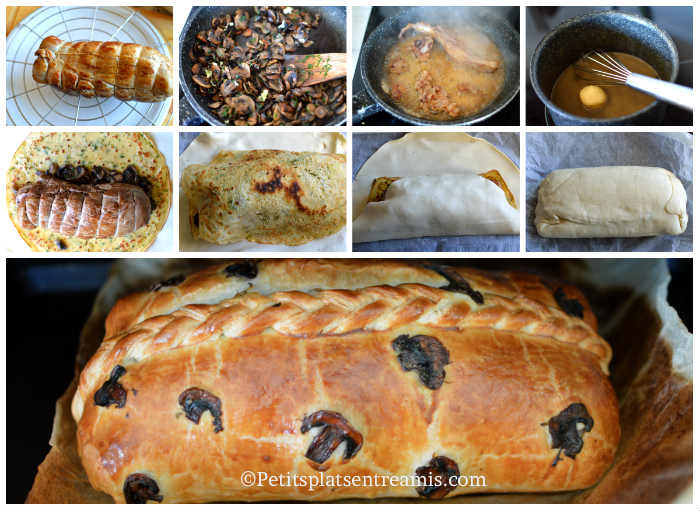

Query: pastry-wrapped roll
(353, 172), (519, 243)
(182, 150), (346, 246)
(535, 166), (687, 238)
(72, 260), (619, 503)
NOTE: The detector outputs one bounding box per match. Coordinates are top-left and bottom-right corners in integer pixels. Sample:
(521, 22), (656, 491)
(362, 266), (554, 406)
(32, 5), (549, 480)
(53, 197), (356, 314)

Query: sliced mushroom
(284, 34), (297, 52)
(208, 27), (224, 45)
(292, 24), (308, 43)
(425, 263), (484, 304)
(92, 165), (105, 180)
(273, 102), (296, 122)
(415, 456), (460, 499)
(301, 410), (363, 466)
(94, 365), (127, 408)
(270, 42), (286, 59)
(283, 65), (298, 88)
(314, 105), (329, 119)
(265, 61), (282, 77)
(122, 166), (136, 184)
(220, 79), (236, 97)
(74, 165), (87, 180)
(123, 474), (163, 504)
(151, 274), (185, 291)
(554, 288), (584, 318)
(234, 9), (249, 30)
(217, 105), (231, 120)
(266, 77), (285, 92)
(230, 46), (246, 60)
(179, 387), (224, 433)
(298, 110), (315, 123)
(209, 62), (221, 80)
(246, 32), (260, 49)
(224, 261), (259, 279)
(232, 63), (251, 80)
(392, 334), (450, 390)
(230, 95), (256, 116)
(543, 403), (594, 466)
(192, 75), (210, 88)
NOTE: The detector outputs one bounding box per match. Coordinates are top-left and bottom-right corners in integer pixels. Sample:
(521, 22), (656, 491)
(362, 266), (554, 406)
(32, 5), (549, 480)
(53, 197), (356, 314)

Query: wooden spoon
(284, 53), (346, 86)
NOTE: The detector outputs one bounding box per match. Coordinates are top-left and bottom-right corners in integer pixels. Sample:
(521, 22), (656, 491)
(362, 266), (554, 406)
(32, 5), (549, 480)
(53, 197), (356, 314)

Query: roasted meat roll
(16, 177), (151, 239)
(32, 36), (173, 102)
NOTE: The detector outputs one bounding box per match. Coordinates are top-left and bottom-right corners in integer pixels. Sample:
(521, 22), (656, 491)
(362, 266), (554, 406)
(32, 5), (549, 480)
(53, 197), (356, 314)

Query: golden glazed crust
(6, 132), (171, 252)
(73, 260), (619, 502)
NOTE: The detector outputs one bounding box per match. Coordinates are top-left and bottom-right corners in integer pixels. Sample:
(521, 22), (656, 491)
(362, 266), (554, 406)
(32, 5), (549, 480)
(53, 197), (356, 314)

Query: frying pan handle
(352, 86), (382, 124)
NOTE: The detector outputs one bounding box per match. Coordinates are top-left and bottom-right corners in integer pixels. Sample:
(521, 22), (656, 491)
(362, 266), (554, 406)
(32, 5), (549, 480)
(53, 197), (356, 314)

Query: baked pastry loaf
(33, 36), (173, 102)
(73, 260), (619, 502)
(535, 166), (687, 238)
(181, 150), (346, 246)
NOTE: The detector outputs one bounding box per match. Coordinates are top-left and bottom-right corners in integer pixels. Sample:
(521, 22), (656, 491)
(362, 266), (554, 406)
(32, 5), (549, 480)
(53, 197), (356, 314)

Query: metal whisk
(574, 51), (693, 111)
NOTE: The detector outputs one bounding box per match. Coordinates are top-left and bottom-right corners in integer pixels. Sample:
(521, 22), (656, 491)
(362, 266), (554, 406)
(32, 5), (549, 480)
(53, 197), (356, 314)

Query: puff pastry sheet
(535, 166), (687, 238)
(353, 174), (519, 242)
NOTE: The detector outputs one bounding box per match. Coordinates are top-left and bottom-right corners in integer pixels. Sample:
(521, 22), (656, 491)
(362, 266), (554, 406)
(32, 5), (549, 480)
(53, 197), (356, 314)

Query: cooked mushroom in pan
(382, 22), (504, 121)
(189, 6), (346, 125)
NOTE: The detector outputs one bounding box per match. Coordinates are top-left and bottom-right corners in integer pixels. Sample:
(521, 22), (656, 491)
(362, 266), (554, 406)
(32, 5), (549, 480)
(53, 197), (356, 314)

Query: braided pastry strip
(74, 281), (611, 420)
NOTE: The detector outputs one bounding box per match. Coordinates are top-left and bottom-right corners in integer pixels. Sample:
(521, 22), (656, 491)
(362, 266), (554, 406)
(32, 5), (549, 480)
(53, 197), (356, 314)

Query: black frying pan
(179, 6), (347, 126)
(354, 6), (519, 126)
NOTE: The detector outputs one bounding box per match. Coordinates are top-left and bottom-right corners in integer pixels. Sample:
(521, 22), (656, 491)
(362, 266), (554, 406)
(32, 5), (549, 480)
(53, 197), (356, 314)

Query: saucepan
(179, 6), (347, 126)
(353, 6), (519, 126)
(530, 11), (679, 126)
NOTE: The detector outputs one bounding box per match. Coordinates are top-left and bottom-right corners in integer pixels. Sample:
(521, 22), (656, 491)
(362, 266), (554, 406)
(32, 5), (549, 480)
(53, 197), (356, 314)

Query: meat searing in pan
(398, 22), (501, 73)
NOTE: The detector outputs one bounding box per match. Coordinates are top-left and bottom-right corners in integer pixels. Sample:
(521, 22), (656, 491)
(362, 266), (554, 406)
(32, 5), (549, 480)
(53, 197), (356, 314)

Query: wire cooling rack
(6, 6), (172, 126)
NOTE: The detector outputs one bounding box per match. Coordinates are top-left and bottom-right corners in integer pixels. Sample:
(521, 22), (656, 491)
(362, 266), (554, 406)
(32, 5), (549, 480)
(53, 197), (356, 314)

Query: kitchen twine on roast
(240, 471), (488, 491)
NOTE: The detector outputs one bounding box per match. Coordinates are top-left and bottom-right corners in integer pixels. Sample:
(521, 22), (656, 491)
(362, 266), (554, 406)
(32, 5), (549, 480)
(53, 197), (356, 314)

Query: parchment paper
(352, 132), (520, 252)
(3, 131), (175, 252)
(26, 258), (691, 503)
(179, 132), (347, 252)
(526, 132), (693, 252)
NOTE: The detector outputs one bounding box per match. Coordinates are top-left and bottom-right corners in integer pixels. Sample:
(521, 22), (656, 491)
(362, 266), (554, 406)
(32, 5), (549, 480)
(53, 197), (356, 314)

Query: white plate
(6, 6), (172, 126)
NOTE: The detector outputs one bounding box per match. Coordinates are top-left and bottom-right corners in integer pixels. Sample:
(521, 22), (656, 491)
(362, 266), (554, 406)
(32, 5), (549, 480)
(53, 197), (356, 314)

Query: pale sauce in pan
(382, 30), (505, 121)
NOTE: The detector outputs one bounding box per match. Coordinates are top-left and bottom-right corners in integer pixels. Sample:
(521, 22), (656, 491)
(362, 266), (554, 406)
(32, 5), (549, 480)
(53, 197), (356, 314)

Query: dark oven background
(6, 258), (692, 503)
